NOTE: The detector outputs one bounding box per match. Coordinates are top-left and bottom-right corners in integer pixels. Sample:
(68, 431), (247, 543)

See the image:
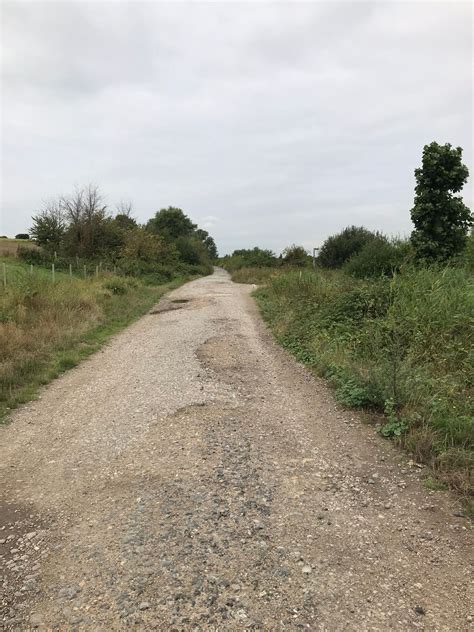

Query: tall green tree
(146, 207), (196, 241)
(410, 142), (472, 261)
(195, 229), (218, 259)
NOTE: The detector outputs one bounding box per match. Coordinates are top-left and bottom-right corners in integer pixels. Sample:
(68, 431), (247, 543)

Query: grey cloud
(1, 1), (472, 255)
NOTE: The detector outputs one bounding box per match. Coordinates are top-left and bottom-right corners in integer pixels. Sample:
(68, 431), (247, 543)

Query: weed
(423, 476), (448, 491)
(379, 399), (409, 437)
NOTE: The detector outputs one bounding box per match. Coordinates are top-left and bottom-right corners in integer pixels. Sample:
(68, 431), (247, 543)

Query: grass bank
(0, 259), (193, 421)
(233, 265), (473, 497)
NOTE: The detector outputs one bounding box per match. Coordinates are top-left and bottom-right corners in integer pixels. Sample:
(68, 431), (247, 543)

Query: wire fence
(1, 260), (122, 290)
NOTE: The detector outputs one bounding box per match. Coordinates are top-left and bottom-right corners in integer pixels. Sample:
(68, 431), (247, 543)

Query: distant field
(0, 238), (39, 257)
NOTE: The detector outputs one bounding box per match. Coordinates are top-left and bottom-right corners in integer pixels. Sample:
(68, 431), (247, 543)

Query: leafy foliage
(282, 244), (309, 267)
(146, 207), (196, 240)
(318, 226), (378, 268)
(30, 200), (66, 251)
(26, 186), (216, 277)
(220, 247), (278, 271)
(175, 236), (210, 266)
(410, 142), (472, 261)
(344, 236), (411, 278)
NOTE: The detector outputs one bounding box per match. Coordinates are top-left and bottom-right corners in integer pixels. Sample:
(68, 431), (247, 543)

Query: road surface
(0, 269), (472, 630)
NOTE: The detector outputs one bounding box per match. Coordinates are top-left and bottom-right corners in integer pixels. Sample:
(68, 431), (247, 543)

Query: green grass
(238, 265), (474, 497)
(0, 258), (193, 421)
(231, 266), (281, 285)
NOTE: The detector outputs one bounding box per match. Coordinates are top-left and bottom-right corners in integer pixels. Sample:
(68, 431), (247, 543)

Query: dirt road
(0, 269), (472, 630)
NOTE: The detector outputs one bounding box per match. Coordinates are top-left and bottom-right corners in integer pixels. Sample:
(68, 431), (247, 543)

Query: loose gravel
(0, 268), (472, 630)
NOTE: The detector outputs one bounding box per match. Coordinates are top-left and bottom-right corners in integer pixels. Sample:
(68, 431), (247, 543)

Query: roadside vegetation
(1, 187), (217, 420)
(221, 142), (473, 498)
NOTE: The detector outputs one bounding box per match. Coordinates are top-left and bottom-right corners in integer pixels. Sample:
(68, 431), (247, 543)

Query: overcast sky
(1, 1), (472, 255)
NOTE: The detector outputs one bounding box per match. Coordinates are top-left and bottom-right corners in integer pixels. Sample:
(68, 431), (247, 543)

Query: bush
(282, 244), (309, 267)
(15, 234), (30, 240)
(175, 236), (210, 267)
(318, 226), (378, 268)
(344, 237), (411, 278)
(17, 246), (50, 266)
(221, 247), (278, 272)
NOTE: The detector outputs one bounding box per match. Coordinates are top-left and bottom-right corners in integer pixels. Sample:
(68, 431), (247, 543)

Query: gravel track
(0, 268), (472, 631)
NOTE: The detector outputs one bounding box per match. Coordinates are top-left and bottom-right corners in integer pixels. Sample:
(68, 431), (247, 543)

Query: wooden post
(113, 265), (117, 275)
(69, 263), (73, 278)
(52, 263), (55, 284)
(95, 265), (99, 278)
(83, 265), (87, 278)
(2, 262), (6, 288)
(30, 264), (33, 275)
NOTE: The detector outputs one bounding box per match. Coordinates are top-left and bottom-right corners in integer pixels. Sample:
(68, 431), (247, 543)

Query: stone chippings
(1, 269), (472, 630)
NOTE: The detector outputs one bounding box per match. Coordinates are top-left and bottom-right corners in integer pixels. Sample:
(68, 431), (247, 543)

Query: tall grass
(253, 266), (473, 495)
(0, 260), (190, 420)
(231, 266), (282, 285)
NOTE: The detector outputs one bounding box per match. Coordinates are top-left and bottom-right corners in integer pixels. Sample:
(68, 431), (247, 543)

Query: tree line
(23, 186), (217, 278)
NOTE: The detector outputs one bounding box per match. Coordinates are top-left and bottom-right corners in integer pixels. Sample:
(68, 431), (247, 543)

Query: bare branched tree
(116, 200), (134, 218)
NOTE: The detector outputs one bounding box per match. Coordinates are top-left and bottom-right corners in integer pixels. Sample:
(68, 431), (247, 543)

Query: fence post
(95, 265), (99, 278)
(52, 263), (55, 284)
(83, 265), (87, 278)
(2, 262), (6, 288)
(69, 263), (72, 278)
(30, 264), (33, 275)
(113, 265), (117, 275)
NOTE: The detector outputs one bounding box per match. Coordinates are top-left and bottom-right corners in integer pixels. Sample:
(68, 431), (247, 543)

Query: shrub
(282, 244), (309, 267)
(318, 226), (378, 268)
(344, 237), (411, 278)
(15, 234), (30, 240)
(221, 247), (278, 272)
(17, 246), (50, 265)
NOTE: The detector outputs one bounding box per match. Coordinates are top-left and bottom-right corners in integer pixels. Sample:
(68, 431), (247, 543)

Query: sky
(1, 1), (472, 256)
